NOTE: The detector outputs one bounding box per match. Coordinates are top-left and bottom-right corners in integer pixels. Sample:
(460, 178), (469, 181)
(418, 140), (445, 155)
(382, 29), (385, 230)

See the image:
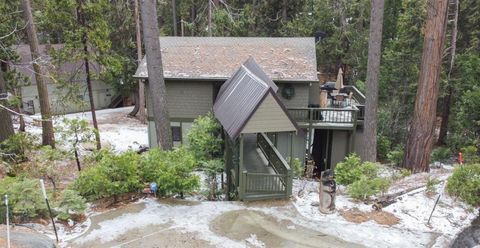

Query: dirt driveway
(66, 199), (359, 248)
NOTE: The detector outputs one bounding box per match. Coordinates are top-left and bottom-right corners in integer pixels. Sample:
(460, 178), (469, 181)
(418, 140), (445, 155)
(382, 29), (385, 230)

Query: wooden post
(208, 0), (212, 36)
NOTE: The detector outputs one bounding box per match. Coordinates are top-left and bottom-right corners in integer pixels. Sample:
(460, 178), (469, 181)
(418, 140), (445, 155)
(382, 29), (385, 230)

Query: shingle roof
(134, 37), (317, 82)
(213, 58), (299, 139)
(14, 44), (101, 85)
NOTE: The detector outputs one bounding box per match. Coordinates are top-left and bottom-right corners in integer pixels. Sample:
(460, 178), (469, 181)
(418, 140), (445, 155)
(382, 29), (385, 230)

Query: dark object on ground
(137, 146), (149, 154)
(372, 184), (426, 210)
(0, 231), (56, 248)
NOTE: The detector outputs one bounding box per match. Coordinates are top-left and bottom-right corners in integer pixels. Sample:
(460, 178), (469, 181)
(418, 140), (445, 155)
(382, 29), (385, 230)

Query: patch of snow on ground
(70, 199), (245, 248)
(20, 107), (148, 152)
(245, 234), (266, 248)
(289, 168), (478, 248)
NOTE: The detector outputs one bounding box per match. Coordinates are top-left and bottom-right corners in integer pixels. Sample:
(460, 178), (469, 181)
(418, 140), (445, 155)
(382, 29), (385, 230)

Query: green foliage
(347, 177), (391, 200)
(430, 147), (451, 163)
(335, 154), (380, 186)
(462, 146), (480, 164)
(289, 157), (303, 178)
(187, 113), (223, 162)
(377, 134), (392, 161)
(54, 189), (86, 221)
(139, 147), (199, 197)
(202, 159), (224, 200)
(387, 146), (404, 166)
(0, 177), (47, 220)
(57, 118), (96, 170)
(426, 177), (440, 194)
(0, 132), (37, 163)
(447, 164), (480, 206)
(74, 151), (142, 201)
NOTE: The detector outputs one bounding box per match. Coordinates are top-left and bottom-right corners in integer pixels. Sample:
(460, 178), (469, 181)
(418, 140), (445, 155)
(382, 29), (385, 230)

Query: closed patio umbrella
(334, 68), (344, 94)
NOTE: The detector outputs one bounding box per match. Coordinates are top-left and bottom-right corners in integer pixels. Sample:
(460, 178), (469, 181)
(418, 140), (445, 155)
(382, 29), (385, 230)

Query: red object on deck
(458, 152), (463, 165)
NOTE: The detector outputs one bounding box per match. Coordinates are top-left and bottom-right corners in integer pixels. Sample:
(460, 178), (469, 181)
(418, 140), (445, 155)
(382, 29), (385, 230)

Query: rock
(311, 201), (320, 207)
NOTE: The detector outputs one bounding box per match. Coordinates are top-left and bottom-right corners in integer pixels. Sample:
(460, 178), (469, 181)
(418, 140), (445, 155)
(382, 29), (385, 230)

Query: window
(171, 126), (182, 142)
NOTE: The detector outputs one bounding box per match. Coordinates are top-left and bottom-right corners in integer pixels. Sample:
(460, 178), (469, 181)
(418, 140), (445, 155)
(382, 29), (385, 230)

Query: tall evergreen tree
(403, 0), (449, 172)
(21, 0), (55, 147)
(364, 0), (385, 161)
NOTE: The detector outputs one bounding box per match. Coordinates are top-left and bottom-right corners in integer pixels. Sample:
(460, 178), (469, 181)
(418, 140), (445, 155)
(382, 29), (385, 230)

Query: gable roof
(133, 37), (317, 82)
(213, 58), (299, 139)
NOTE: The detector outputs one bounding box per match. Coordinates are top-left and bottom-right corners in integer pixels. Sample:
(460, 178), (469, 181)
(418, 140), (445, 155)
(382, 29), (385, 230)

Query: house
(134, 37), (366, 193)
(15, 44), (117, 114)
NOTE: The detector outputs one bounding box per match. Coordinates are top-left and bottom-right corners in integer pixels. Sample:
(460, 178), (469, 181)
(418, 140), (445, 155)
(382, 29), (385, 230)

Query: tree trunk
(77, 0), (101, 150)
(140, 0), (173, 150)
(14, 87), (26, 132)
(282, 0), (288, 21)
(21, 0), (55, 147)
(363, 0), (385, 162)
(133, 0), (146, 123)
(171, 0), (177, 36)
(402, 0), (449, 173)
(438, 0), (459, 145)
(208, 0), (212, 36)
(437, 88), (452, 144)
(0, 69), (14, 143)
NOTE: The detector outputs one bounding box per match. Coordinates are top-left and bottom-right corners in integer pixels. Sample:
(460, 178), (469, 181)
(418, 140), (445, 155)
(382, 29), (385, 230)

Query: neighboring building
(134, 36), (366, 181)
(15, 44), (117, 115)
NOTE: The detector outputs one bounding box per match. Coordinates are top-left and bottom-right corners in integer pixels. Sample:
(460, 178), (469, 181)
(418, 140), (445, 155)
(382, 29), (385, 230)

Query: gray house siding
(166, 80), (213, 120)
(277, 83), (310, 108)
(147, 80), (214, 148)
(21, 80), (114, 115)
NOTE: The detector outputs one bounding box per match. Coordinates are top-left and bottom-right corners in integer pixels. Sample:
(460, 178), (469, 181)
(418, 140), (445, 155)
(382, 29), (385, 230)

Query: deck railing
(287, 107), (359, 126)
(239, 133), (292, 200)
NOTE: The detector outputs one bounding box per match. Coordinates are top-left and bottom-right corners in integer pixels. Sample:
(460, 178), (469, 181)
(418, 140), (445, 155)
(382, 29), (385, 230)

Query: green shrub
(387, 146), (404, 166)
(0, 177), (47, 221)
(347, 176), (391, 200)
(54, 189), (86, 221)
(426, 177), (440, 193)
(430, 147), (451, 163)
(139, 147), (200, 197)
(74, 151), (142, 201)
(0, 133), (37, 163)
(203, 159), (224, 200)
(447, 163), (480, 206)
(377, 135), (392, 161)
(287, 157), (303, 178)
(462, 145), (480, 164)
(186, 113), (223, 162)
(336, 154), (380, 185)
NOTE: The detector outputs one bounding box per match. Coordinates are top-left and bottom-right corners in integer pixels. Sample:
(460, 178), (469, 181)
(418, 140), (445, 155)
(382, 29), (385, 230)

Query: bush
(377, 135), (392, 161)
(139, 147), (200, 197)
(0, 177), (47, 221)
(0, 133), (37, 163)
(287, 157), (303, 178)
(426, 177), (440, 194)
(430, 147), (451, 163)
(54, 189), (86, 221)
(462, 145), (480, 164)
(336, 154), (380, 185)
(74, 151), (142, 201)
(186, 113), (223, 162)
(387, 146), (404, 166)
(347, 177), (391, 200)
(447, 163), (480, 206)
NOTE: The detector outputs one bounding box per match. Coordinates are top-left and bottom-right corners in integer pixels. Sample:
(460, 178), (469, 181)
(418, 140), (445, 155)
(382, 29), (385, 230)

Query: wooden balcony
(287, 106), (360, 130)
